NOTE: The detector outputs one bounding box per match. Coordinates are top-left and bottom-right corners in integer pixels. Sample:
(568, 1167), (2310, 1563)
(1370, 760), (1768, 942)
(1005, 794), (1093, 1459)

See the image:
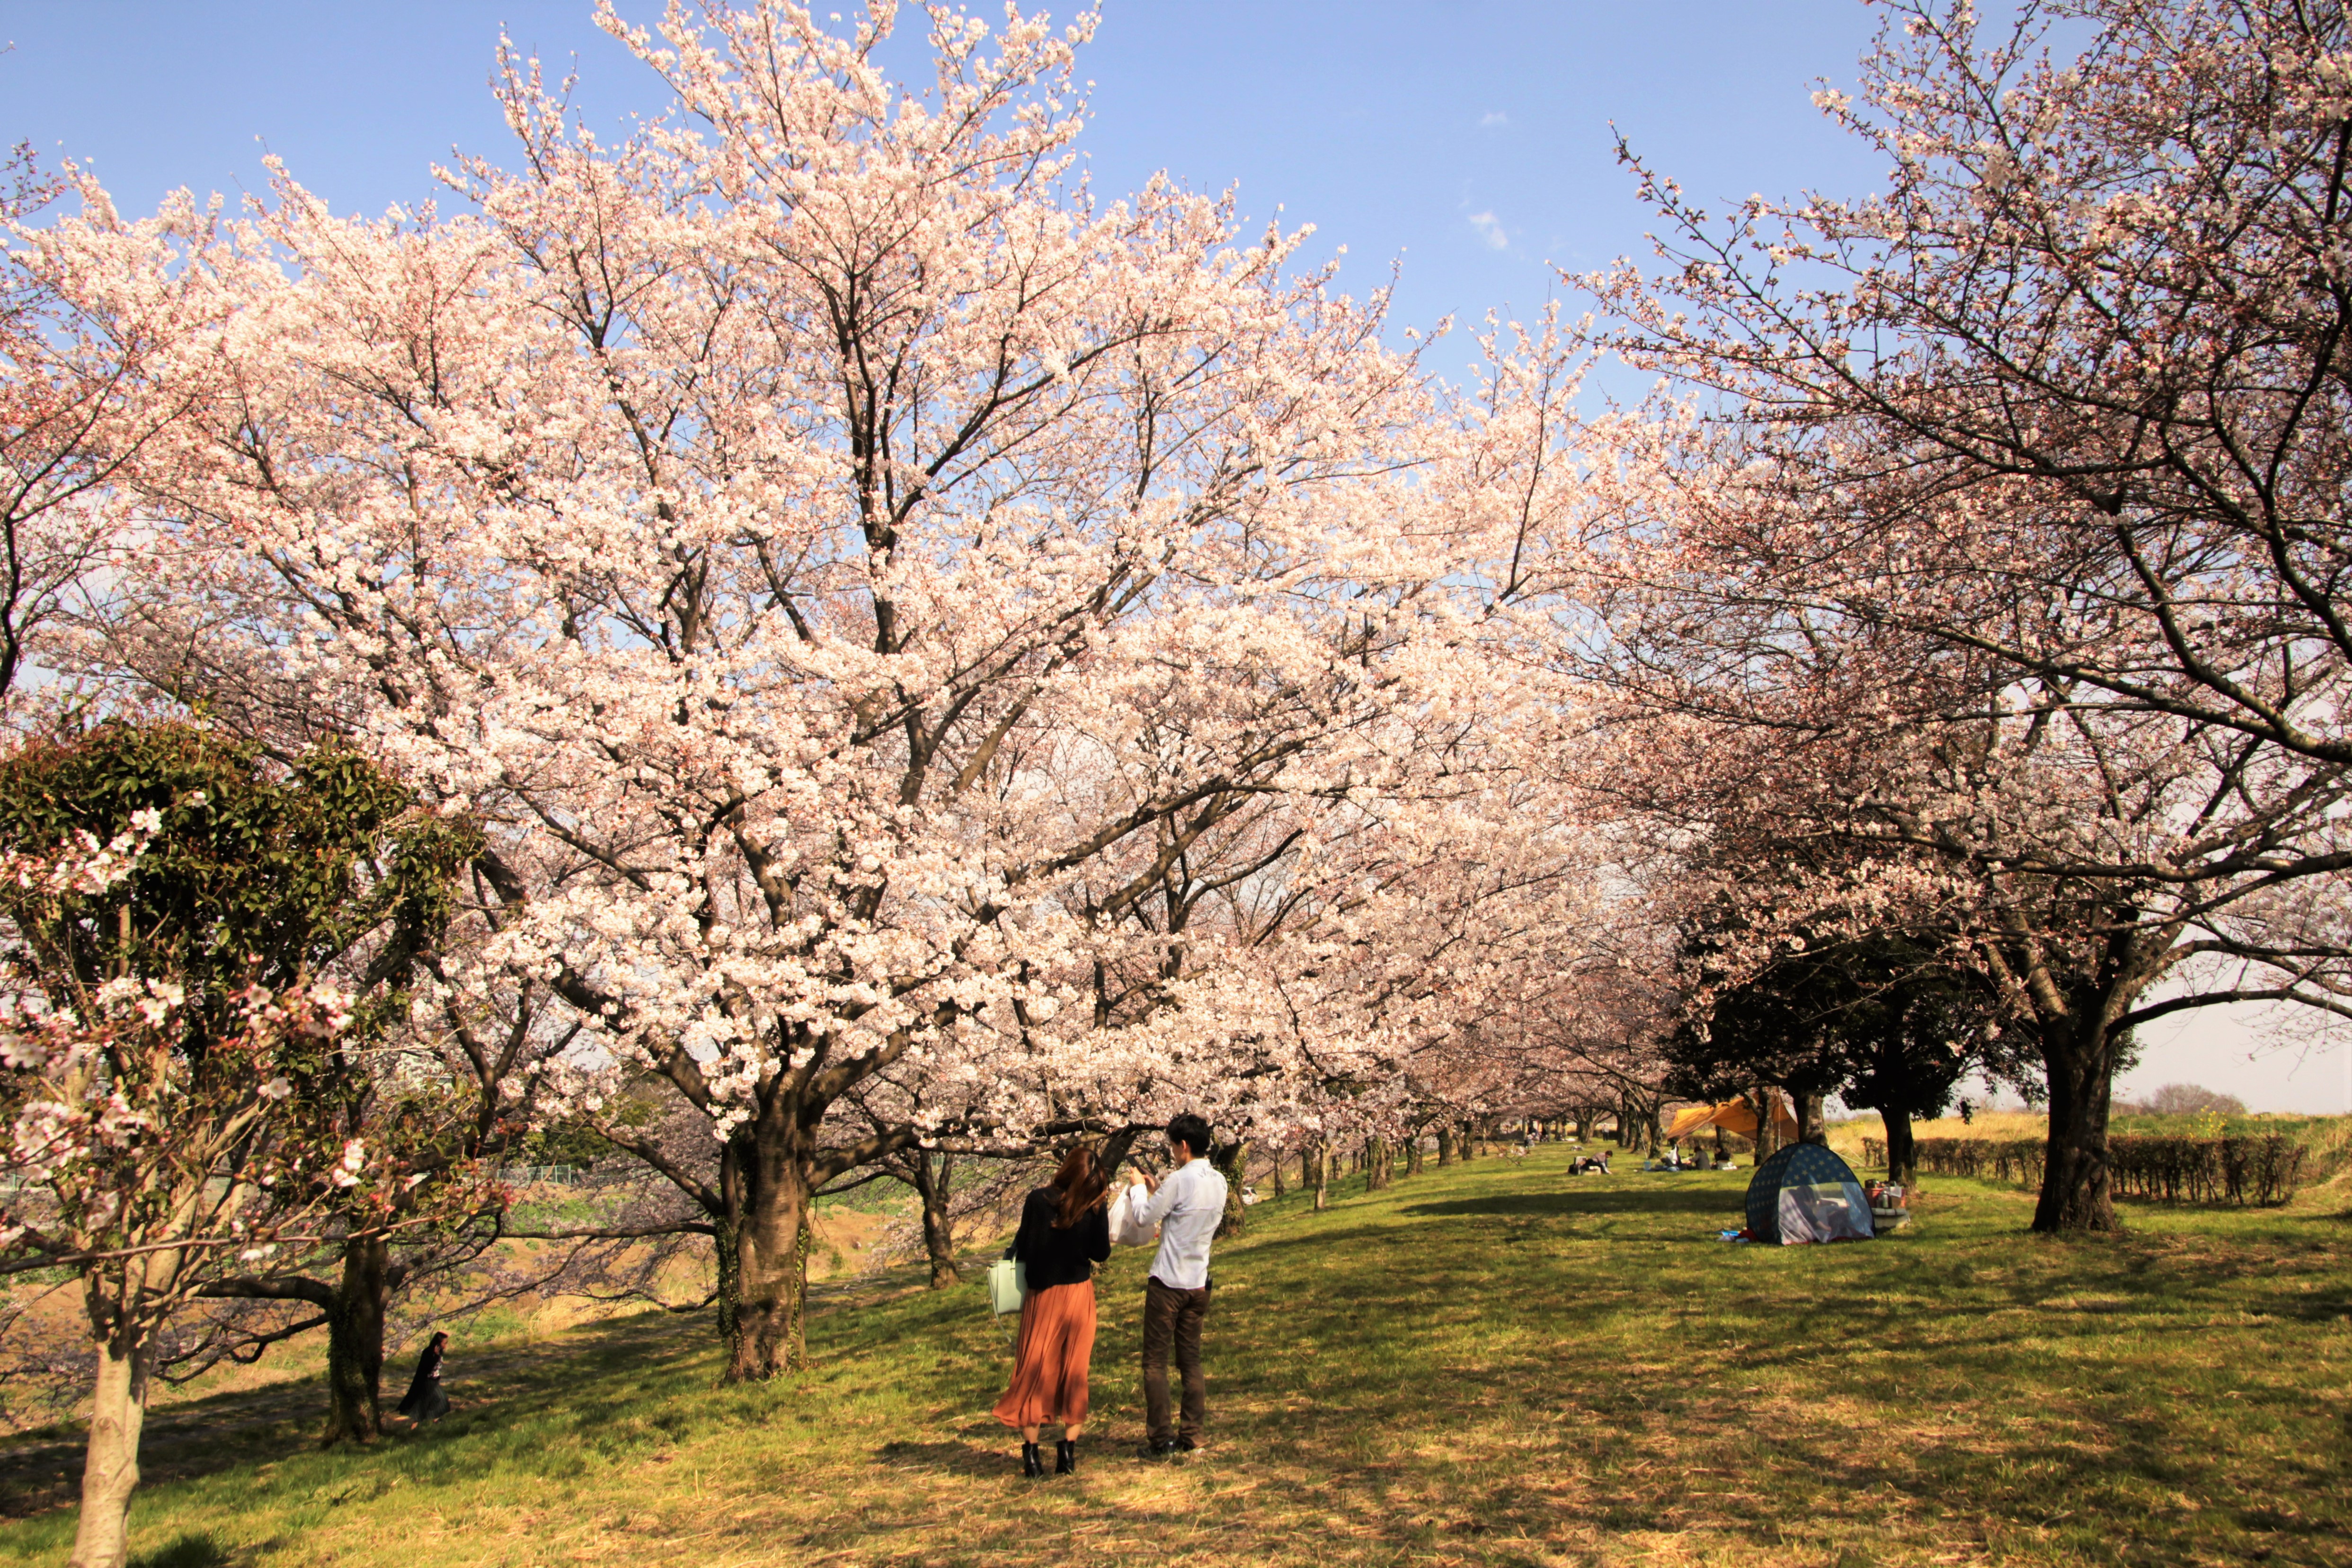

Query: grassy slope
(6, 1146), (2350, 1568)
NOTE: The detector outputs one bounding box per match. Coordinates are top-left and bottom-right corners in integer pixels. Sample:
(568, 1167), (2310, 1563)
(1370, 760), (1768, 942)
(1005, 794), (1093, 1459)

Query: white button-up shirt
(1133, 1158), (1227, 1291)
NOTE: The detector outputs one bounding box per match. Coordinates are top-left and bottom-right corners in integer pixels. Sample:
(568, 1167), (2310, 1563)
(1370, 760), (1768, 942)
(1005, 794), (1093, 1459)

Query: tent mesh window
(1743, 1142), (1873, 1243)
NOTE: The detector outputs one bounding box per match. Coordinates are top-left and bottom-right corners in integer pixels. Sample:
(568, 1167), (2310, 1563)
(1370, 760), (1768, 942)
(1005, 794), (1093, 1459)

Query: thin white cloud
(1479, 111), (1508, 128)
(1467, 210), (1509, 250)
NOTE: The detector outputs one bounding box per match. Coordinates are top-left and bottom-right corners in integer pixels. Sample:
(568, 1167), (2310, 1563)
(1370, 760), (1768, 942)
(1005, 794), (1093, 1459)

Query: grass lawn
(3, 1144), (2348, 1568)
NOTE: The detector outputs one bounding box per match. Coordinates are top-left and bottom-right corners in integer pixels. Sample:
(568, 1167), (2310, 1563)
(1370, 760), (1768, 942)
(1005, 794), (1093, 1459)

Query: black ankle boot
(1020, 1441), (1045, 1478)
(1055, 1438), (1076, 1475)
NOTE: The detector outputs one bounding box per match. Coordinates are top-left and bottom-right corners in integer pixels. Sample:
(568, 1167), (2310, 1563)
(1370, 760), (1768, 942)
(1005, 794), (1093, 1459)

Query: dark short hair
(1166, 1113), (1213, 1159)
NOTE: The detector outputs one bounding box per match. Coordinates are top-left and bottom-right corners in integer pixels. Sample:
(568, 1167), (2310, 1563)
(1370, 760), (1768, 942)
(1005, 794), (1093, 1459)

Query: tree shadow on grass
(0, 1309), (711, 1519)
(874, 1437), (1013, 1479)
(128, 1532), (232, 1568)
(1401, 1186), (1747, 1221)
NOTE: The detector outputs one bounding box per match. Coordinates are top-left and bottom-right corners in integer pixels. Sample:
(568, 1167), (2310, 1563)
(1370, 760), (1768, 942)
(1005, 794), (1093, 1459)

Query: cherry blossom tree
(62, 0), (1596, 1379)
(1544, 0), (2352, 1231)
(0, 149), (232, 722)
(0, 723), (485, 1568)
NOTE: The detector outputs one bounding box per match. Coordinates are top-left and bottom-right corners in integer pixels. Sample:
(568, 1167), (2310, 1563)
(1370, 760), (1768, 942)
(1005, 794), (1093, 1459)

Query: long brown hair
(1049, 1143), (1109, 1229)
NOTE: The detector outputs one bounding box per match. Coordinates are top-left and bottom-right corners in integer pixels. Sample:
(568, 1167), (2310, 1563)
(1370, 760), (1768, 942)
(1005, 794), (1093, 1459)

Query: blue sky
(0, 1), (1886, 348)
(3, 0), (2345, 1110)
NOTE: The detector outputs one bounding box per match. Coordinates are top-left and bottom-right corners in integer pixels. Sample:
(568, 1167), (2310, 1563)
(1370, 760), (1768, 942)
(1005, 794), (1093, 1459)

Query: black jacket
(1012, 1186), (1111, 1289)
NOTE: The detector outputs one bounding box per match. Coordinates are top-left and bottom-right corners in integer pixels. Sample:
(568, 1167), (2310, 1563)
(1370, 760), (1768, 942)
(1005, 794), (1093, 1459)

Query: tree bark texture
(720, 1130), (816, 1380)
(1310, 1143), (1330, 1212)
(1212, 1140), (1249, 1240)
(1435, 1125), (1456, 1166)
(68, 1335), (149, 1568)
(908, 1149), (960, 1288)
(322, 1233), (390, 1445)
(1405, 1134), (1424, 1177)
(2033, 1019), (2122, 1234)
(1797, 1091), (1827, 1146)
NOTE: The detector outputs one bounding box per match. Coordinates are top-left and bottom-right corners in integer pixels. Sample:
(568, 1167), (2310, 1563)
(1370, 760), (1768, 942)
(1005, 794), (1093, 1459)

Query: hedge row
(2109, 1133), (2306, 1204)
(1861, 1134), (2306, 1205)
(1864, 1137), (2046, 1189)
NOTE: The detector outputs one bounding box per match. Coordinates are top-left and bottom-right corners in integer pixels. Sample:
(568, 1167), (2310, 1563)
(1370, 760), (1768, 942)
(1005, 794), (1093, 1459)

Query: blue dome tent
(1744, 1143), (1875, 1245)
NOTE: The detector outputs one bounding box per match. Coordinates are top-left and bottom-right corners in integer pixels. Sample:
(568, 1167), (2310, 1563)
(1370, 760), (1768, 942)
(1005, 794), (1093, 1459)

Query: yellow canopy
(1664, 1094), (1799, 1142)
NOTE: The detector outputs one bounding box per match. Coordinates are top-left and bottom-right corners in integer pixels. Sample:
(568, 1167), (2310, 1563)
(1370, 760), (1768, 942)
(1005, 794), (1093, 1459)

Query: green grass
(6, 1146), (2351, 1567)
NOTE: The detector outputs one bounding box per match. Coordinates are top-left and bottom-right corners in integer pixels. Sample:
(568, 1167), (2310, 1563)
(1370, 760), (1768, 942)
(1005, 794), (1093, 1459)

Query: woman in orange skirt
(994, 1143), (1112, 1476)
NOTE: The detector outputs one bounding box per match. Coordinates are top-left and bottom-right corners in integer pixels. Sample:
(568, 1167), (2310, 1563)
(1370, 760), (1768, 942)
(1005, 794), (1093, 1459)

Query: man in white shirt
(1131, 1111), (1228, 1457)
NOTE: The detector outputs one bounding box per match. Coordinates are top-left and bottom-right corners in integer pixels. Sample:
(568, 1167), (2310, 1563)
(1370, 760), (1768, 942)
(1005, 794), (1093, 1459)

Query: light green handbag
(986, 1254), (1028, 1316)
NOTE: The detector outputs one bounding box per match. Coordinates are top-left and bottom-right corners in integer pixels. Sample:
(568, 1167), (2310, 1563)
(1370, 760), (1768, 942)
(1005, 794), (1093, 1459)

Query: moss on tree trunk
(908, 1149), (960, 1288)
(322, 1234), (389, 1445)
(719, 1131), (815, 1380)
(1213, 1140), (1249, 1239)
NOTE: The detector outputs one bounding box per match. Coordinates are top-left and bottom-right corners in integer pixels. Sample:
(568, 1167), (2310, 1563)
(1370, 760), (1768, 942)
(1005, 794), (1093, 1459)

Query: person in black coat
(396, 1331), (452, 1428)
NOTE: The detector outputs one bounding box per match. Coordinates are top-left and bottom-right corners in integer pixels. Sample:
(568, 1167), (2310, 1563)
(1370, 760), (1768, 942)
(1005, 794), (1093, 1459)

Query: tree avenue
(64, 1), (1592, 1379)
(0, 18), (2341, 1550)
(1502, 0), (2352, 1230)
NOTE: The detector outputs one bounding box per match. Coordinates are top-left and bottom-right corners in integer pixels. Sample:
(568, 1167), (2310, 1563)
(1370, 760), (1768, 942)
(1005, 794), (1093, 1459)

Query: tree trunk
(1311, 1142), (1330, 1212)
(1368, 1136), (1394, 1191)
(720, 1131), (815, 1381)
(2033, 1019), (2122, 1234)
(1271, 1158), (1287, 1200)
(1880, 1107), (1917, 1189)
(1797, 1091), (1827, 1146)
(1458, 1120), (1477, 1161)
(1405, 1133), (1424, 1177)
(1752, 1085), (1781, 1162)
(69, 1333), (149, 1568)
(1212, 1140), (1249, 1239)
(713, 1211), (742, 1355)
(908, 1149), (960, 1288)
(321, 1233), (389, 1445)
(1436, 1124), (1456, 1167)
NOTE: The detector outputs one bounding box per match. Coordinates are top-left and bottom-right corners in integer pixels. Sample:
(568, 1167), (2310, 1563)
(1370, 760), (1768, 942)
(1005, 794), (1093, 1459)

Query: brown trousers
(993, 1281), (1097, 1430)
(1142, 1275), (1211, 1444)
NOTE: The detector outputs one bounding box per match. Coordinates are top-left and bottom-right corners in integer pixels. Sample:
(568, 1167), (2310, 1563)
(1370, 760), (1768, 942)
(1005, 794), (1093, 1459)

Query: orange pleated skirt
(992, 1280), (1097, 1429)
